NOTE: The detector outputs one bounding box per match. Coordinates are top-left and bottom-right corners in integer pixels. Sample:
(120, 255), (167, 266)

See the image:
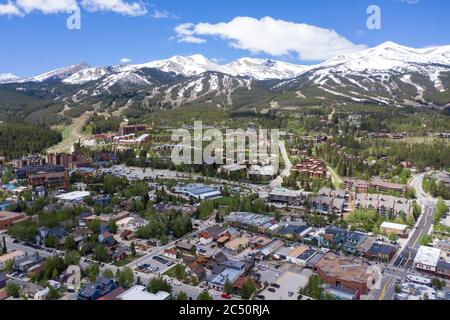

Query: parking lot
(8, 237), (65, 258)
(259, 270), (311, 300)
(135, 254), (176, 274)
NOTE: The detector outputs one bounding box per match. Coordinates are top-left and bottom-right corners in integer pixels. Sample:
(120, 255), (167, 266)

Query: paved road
(269, 141), (291, 188)
(393, 205), (434, 270)
(3, 235), (62, 259)
(376, 172), (438, 300)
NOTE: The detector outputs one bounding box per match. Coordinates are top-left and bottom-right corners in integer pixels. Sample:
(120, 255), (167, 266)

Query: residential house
(175, 241), (195, 253)
(342, 232), (367, 254)
(186, 262), (206, 281)
(163, 248), (178, 260)
(366, 243), (397, 262)
(77, 277), (117, 300)
(98, 232), (115, 246)
(37, 225), (68, 245)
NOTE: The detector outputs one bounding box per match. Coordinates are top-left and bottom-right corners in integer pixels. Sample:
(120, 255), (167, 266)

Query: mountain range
(1, 41), (449, 124)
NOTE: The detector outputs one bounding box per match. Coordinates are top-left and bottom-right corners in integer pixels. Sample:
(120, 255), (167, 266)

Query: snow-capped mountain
(310, 41), (450, 88)
(223, 58), (309, 80)
(132, 55), (309, 80)
(1, 41), (449, 108)
(30, 63), (90, 83)
(0, 73), (19, 84)
(134, 54), (223, 77)
(63, 66), (111, 85)
(275, 41), (450, 106)
(58, 54), (309, 88)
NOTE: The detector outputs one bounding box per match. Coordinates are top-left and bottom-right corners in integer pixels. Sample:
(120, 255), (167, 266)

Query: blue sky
(1, 0), (449, 76)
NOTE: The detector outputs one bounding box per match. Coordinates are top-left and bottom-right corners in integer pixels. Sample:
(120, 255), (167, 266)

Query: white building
(56, 191), (91, 203)
(380, 221), (409, 237)
(116, 285), (170, 300)
(414, 246), (441, 273)
(35, 287), (50, 300)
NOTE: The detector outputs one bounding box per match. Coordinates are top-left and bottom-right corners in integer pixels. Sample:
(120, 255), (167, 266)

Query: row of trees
(136, 211), (193, 242)
(423, 177), (450, 200)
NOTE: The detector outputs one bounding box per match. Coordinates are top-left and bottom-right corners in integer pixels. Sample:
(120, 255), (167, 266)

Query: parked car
(221, 293), (231, 299)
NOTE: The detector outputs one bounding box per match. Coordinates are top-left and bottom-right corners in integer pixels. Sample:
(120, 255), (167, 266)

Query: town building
(292, 157), (326, 179)
(13, 156), (46, 169)
(351, 193), (414, 219)
(414, 246), (441, 273)
(173, 184), (222, 200)
(207, 259), (246, 291)
(315, 252), (372, 294)
(13, 254), (43, 273)
(309, 187), (349, 215)
(224, 236), (251, 254)
(218, 164), (247, 176)
(118, 124), (147, 136)
(0, 211), (29, 230)
(162, 248), (177, 260)
(225, 212), (276, 233)
(322, 285), (360, 300)
(344, 177), (407, 196)
(413, 246), (450, 279)
(116, 285), (170, 300)
(247, 165), (277, 180)
(77, 277), (117, 300)
(268, 187), (305, 206)
(380, 221), (409, 238)
(370, 178), (406, 195)
(199, 225), (229, 245)
(16, 164), (65, 180)
(47, 152), (90, 170)
(28, 171), (70, 190)
(0, 250), (26, 269)
(366, 243), (397, 262)
(55, 191), (91, 203)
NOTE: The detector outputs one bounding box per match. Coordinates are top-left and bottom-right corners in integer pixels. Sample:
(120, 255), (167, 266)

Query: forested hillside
(0, 122), (62, 159)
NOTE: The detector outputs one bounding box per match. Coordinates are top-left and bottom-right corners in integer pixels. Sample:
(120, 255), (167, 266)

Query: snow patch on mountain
(31, 63), (90, 83)
(0, 73), (19, 83)
(223, 58), (309, 80)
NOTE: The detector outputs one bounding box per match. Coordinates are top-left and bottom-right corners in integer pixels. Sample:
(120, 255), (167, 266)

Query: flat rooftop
(269, 187), (303, 198)
(0, 211), (25, 220)
(225, 212), (274, 227)
(316, 253), (370, 285)
(380, 221), (408, 231)
(56, 191), (90, 201)
(117, 285), (170, 300)
(414, 246), (441, 267)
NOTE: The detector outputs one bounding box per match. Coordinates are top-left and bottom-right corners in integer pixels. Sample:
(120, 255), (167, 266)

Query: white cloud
(81, 0), (147, 16)
(152, 9), (178, 19)
(120, 57), (131, 64)
(174, 23), (206, 44)
(0, 1), (22, 16)
(15, 0), (76, 14)
(0, 0), (148, 17)
(174, 16), (367, 61)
